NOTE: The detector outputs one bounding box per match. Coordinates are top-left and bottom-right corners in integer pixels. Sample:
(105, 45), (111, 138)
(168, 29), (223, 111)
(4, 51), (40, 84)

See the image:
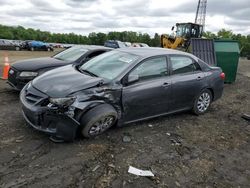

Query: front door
(122, 56), (171, 122)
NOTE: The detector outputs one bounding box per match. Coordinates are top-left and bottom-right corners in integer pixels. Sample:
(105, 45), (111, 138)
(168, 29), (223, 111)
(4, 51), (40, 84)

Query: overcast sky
(0, 0), (249, 36)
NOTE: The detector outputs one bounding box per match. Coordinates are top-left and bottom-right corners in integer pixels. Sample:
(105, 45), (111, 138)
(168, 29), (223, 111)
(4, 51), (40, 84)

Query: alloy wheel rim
(197, 92), (211, 112)
(89, 116), (114, 135)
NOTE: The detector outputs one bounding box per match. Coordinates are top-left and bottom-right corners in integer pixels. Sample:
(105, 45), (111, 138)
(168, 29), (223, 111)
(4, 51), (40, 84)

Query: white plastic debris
(128, 166), (154, 177)
(148, 124), (153, 128)
(92, 164), (100, 172)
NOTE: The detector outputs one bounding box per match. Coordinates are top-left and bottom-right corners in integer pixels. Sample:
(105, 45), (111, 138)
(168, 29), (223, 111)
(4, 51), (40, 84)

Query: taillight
(220, 72), (225, 80)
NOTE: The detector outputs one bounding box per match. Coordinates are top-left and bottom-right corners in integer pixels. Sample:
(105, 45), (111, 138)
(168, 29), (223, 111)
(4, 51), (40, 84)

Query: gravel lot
(0, 50), (250, 188)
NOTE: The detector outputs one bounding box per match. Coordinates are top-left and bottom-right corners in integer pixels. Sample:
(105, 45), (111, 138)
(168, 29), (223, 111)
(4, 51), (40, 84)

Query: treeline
(0, 24), (250, 55)
(0, 24), (161, 47)
(203, 29), (250, 56)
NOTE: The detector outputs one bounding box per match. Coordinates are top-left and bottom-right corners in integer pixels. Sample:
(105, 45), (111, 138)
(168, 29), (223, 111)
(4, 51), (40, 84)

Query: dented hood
(32, 65), (104, 97)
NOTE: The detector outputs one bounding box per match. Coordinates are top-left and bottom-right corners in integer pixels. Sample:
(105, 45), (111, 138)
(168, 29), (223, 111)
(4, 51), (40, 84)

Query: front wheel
(192, 89), (212, 115)
(80, 104), (118, 138)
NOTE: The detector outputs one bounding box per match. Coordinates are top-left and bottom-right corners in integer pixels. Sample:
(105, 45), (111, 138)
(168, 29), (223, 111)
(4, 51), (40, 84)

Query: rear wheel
(80, 104), (117, 138)
(192, 89), (212, 115)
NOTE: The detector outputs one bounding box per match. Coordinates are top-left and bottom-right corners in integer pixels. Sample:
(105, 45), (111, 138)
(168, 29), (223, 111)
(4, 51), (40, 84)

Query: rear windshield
(53, 46), (88, 61)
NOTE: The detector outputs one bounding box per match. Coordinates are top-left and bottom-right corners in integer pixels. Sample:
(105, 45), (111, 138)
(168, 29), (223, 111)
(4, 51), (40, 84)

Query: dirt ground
(0, 50), (250, 188)
(0, 49), (62, 65)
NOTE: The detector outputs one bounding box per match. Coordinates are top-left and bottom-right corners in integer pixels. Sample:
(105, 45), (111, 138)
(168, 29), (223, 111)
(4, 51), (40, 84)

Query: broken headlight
(49, 97), (76, 107)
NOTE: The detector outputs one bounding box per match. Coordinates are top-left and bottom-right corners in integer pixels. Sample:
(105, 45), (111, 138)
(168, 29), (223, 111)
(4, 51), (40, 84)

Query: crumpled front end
(20, 82), (122, 141)
(20, 83), (80, 141)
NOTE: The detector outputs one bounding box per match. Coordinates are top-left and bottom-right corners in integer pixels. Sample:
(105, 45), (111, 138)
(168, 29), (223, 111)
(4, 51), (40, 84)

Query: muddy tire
(192, 89), (212, 115)
(80, 104), (117, 138)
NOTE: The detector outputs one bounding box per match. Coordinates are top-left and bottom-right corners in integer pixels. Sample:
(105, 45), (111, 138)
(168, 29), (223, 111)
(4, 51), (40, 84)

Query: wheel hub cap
(197, 92), (210, 112)
(89, 116), (114, 136)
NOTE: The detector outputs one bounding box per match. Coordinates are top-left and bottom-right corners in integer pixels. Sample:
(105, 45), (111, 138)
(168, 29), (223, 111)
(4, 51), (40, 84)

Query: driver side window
(129, 57), (167, 82)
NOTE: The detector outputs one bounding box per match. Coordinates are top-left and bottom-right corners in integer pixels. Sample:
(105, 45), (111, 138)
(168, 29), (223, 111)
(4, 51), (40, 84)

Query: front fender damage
(71, 85), (122, 120)
(52, 85), (122, 141)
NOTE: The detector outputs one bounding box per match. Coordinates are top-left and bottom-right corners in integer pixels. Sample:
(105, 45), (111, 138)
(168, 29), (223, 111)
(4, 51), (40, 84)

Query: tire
(15, 46), (20, 51)
(30, 47), (34, 51)
(80, 104), (118, 138)
(192, 89), (212, 115)
(47, 48), (51, 51)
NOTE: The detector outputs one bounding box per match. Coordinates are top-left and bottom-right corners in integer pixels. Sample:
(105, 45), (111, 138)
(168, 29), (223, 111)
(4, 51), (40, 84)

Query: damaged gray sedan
(20, 48), (224, 141)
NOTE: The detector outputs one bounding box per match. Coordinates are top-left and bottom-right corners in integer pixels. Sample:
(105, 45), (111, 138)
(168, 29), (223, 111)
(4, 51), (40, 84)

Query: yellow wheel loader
(161, 22), (203, 50)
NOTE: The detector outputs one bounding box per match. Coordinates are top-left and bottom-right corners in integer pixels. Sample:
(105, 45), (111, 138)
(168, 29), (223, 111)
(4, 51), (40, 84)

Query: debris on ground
(122, 135), (131, 143)
(15, 139), (23, 143)
(242, 114), (250, 121)
(108, 164), (115, 168)
(170, 139), (182, 146)
(128, 166), (154, 177)
(92, 164), (101, 172)
(169, 133), (182, 146)
(49, 136), (65, 143)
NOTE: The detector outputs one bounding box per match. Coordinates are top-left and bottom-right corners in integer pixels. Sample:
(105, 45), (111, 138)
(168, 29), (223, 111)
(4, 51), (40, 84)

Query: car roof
(72, 45), (112, 50)
(116, 47), (198, 60)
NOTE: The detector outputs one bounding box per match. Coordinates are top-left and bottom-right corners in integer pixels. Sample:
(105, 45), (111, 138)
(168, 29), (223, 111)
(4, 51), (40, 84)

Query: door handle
(162, 82), (170, 87)
(196, 76), (203, 80)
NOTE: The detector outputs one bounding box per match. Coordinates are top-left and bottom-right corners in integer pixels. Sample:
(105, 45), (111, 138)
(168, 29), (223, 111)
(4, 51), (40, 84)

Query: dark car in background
(20, 48), (224, 141)
(21, 40), (54, 51)
(104, 40), (126, 48)
(0, 39), (21, 51)
(8, 45), (111, 90)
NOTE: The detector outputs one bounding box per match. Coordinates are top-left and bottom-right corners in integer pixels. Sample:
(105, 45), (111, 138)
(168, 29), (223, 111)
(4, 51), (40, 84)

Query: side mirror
(128, 74), (139, 84)
(171, 26), (175, 31)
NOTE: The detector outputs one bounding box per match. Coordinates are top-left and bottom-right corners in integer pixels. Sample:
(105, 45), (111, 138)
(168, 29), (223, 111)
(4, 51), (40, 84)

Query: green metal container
(214, 39), (240, 83)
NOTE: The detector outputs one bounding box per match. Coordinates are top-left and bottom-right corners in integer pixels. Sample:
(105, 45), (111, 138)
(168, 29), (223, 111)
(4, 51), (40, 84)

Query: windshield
(79, 51), (139, 80)
(53, 46), (88, 61)
(176, 24), (190, 37)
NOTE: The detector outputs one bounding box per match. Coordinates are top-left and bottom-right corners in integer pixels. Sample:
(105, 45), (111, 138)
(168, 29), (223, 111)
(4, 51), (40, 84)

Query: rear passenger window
(170, 56), (201, 75)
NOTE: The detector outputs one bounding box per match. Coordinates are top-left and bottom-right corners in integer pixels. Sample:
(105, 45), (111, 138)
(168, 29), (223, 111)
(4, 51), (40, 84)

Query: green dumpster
(214, 39), (240, 83)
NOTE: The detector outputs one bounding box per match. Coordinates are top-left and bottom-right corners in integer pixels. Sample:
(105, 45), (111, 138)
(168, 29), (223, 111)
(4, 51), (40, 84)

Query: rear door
(122, 56), (171, 122)
(168, 55), (205, 111)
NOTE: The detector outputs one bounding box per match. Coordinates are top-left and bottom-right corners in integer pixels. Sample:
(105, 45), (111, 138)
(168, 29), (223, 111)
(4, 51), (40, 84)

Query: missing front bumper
(22, 108), (80, 141)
